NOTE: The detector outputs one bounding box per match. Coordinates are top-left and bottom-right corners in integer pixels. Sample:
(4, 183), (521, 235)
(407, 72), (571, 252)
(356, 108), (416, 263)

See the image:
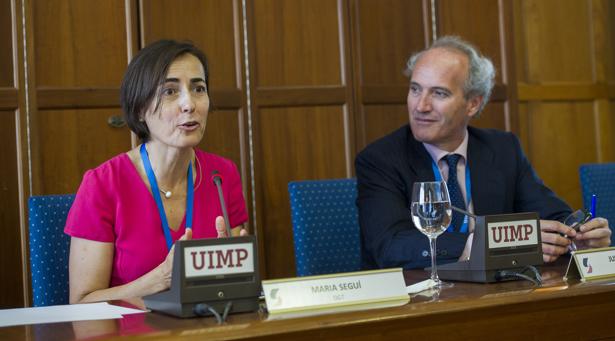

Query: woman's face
(143, 53), (209, 149)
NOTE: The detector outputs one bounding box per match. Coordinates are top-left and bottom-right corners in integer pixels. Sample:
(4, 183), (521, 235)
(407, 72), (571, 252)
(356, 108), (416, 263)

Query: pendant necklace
(139, 143), (194, 251)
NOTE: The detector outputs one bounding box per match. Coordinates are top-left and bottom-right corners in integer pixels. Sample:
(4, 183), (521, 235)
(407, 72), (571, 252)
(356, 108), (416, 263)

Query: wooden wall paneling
(513, 0), (528, 87)
(126, 0), (139, 150)
(513, 0), (532, 151)
(470, 102), (507, 131)
(608, 0), (615, 82)
(351, 0), (427, 149)
(590, 0), (615, 162)
(514, 0), (613, 207)
(31, 0), (130, 196)
(139, 0), (243, 89)
(0, 110), (25, 308)
(0, 0), (14, 87)
(33, 1), (127, 87)
(0, 88), (18, 109)
(500, 0), (519, 134)
(362, 105), (408, 145)
(520, 0), (593, 83)
(37, 109), (131, 194)
(517, 102), (529, 151)
(591, 0), (609, 84)
(595, 99), (615, 162)
(248, 0), (354, 278)
(251, 0), (343, 87)
(611, 100), (615, 157)
(257, 106), (348, 276)
(139, 0), (250, 230)
(18, 0), (37, 308)
(200, 109), (243, 171)
(436, 0), (504, 84)
(524, 102), (597, 209)
(1, 0), (31, 308)
(436, 0), (510, 132)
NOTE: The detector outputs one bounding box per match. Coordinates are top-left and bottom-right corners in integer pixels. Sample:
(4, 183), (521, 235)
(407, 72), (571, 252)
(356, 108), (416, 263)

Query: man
(356, 36), (611, 270)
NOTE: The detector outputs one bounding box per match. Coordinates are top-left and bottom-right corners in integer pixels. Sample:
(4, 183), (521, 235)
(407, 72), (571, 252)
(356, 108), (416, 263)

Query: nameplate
(564, 247), (615, 282)
(487, 219), (539, 249)
(262, 268), (409, 319)
(145, 236), (260, 318)
(183, 242), (254, 277)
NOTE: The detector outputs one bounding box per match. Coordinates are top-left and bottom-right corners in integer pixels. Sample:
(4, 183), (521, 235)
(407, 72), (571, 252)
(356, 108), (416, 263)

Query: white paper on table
(105, 303), (148, 316)
(0, 302), (147, 328)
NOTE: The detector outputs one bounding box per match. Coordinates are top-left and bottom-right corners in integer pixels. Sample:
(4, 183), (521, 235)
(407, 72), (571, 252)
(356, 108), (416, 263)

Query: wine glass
(411, 181), (454, 288)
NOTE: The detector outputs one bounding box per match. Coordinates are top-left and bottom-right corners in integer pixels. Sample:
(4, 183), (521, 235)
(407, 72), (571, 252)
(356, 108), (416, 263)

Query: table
(2, 257), (615, 340)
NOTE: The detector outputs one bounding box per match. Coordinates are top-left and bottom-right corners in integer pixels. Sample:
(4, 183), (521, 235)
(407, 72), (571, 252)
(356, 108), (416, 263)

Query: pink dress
(64, 149), (248, 287)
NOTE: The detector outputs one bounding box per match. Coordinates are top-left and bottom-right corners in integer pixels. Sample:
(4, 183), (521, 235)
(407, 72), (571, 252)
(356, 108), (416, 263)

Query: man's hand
(574, 217), (611, 249)
(540, 219), (574, 263)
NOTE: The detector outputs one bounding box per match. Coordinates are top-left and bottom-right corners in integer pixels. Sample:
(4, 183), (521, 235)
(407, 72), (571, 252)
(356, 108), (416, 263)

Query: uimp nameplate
(564, 247), (615, 282)
(262, 268), (409, 319)
(143, 236), (260, 318)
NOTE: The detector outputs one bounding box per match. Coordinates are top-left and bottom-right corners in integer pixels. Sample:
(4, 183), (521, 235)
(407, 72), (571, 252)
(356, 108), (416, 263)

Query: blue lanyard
(431, 158), (471, 233)
(140, 144), (194, 251)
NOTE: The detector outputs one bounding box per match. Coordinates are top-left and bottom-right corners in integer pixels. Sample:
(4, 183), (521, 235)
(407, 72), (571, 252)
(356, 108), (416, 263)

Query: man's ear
(466, 95), (483, 118)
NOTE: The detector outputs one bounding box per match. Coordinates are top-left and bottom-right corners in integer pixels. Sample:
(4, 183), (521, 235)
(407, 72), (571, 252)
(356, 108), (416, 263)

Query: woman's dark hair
(120, 40), (210, 142)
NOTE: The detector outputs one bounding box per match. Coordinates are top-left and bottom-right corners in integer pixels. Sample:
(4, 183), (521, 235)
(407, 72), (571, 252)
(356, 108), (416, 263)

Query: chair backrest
(288, 178), (361, 276)
(28, 194), (75, 306)
(579, 163), (615, 246)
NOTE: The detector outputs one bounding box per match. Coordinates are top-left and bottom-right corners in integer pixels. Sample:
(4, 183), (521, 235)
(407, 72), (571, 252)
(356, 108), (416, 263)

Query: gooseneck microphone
(143, 170), (261, 318)
(211, 170), (232, 237)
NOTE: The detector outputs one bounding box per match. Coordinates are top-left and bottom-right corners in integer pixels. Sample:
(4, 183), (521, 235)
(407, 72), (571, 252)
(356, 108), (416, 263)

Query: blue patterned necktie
(443, 154), (466, 232)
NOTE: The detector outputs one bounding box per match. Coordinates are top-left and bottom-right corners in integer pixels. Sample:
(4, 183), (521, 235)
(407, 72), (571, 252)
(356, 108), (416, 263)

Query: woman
(65, 40), (247, 304)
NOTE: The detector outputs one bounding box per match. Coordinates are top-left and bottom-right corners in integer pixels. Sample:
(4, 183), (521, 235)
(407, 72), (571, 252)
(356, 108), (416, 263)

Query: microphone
(144, 170), (261, 318)
(211, 170), (232, 238)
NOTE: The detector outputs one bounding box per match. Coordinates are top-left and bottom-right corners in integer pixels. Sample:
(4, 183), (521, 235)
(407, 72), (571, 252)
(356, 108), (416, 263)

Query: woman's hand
(215, 216), (248, 237)
(69, 228), (194, 304)
(157, 229), (192, 291)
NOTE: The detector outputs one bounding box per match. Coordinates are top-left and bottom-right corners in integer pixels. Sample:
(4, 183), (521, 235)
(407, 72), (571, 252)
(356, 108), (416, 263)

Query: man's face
(407, 48), (482, 151)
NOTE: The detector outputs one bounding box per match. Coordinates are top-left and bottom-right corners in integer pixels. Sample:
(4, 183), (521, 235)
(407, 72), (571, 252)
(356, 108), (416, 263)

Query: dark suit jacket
(355, 125), (572, 270)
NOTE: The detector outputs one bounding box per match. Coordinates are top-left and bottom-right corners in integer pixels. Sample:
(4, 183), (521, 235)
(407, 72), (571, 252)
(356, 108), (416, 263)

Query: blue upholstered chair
(288, 178), (361, 276)
(579, 163), (615, 246)
(28, 194), (75, 306)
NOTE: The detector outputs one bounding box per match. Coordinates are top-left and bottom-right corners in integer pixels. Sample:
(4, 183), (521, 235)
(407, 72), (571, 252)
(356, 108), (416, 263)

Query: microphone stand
(212, 171), (233, 237)
(451, 205), (477, 220)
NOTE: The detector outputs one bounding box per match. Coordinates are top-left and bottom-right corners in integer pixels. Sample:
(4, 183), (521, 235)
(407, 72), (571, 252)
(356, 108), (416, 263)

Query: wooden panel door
(514, 0), (615, 208)
(0, 110), (23, 308)
(351, 0), (428, 149)
(248, 0), (354, 278)
(31, 0), (132, 195)
(595, 0), (615, 162)
(0, 0), (29, 308)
